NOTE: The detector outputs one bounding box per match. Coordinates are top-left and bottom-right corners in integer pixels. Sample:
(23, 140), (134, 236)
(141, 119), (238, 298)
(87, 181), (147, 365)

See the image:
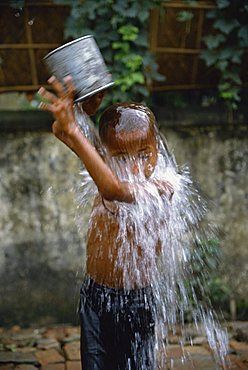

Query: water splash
(75, 112), (230, 368)
(28, 18), (35, 26)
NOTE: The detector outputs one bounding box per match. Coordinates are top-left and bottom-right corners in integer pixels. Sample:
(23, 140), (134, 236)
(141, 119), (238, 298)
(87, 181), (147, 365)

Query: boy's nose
(131, 162), (139, 175)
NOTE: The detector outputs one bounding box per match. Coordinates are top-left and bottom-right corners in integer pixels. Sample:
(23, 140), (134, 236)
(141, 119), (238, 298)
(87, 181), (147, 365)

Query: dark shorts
(79, 276), (156, 370)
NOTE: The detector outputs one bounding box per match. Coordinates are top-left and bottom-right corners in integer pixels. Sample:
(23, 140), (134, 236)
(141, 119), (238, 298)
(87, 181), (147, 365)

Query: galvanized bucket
(43, 35), (114, 103)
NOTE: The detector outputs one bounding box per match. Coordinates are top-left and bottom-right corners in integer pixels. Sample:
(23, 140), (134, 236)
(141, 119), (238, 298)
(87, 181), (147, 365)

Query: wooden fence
(0, 1), (247, 94)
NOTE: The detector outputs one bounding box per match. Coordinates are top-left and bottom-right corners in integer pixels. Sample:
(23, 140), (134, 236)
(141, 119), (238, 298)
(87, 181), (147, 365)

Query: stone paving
(0, 323), (247, 369)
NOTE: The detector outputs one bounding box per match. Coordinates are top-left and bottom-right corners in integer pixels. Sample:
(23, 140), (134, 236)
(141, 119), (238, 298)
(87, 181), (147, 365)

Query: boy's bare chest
(87, 196), (120, 241)
(87, 195), (138, 245)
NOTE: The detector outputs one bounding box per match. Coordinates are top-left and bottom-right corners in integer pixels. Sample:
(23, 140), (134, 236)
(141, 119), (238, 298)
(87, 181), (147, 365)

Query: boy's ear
(96, 90), (106, 99)
(81, 91), (106, 116)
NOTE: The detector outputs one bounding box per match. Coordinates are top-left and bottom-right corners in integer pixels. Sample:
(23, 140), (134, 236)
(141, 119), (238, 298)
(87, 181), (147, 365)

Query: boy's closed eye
(116, 152), (151, 162)
(138, 152), (151, 161)
(118, 155), (128, 163)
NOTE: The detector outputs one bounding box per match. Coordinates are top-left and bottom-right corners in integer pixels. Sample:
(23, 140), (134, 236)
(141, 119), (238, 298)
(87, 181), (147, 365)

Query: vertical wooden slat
(25, 7), (38, 86)
(191, 9), (204, 84)
(149, 8), (160, 53)
(181, 19), (191, 49)
(0, 64), (5, 85)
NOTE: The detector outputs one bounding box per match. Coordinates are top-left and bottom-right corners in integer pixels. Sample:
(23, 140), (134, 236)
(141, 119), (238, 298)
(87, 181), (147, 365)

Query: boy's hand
(38, 76), (78, 141)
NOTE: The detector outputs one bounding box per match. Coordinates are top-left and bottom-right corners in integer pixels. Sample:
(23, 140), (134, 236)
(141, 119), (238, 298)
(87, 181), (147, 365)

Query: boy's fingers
(39, 101), (55, 112)
(38, 87), (57, 103)
(48, 76), (65, 97)
(64, 76), (76, 99)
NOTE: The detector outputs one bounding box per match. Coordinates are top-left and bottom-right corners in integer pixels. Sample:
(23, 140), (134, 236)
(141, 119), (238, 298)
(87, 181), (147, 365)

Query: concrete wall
(158, 106), (248, 314)
(0, 107), (247, 327)
(0, 126), (88, 327)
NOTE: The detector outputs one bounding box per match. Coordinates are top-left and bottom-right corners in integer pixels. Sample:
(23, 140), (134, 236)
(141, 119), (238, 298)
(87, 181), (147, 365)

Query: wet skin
(38, 76), (173, 288)
(87, 131), (160, 288)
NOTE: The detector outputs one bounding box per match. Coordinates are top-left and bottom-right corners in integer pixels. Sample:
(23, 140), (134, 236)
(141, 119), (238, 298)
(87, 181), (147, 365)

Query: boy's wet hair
(99, 102), (158, 146)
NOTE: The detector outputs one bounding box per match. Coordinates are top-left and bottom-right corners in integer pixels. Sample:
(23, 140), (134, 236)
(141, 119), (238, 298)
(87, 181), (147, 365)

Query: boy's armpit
(101, 197), (118, 215)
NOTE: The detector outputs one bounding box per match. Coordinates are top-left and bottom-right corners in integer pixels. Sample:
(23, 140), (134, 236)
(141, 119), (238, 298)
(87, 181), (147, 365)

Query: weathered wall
(0, 107), (247, 327)
(159, 107), (248, 314)
(0, 130), (89, 326)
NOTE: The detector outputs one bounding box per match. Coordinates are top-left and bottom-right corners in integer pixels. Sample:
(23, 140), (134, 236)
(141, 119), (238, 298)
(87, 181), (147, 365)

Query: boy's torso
(86, 195), (156, 289)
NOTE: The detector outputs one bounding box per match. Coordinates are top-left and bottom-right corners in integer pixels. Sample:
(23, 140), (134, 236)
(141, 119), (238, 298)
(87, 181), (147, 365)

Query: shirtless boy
(39, 76), (173, 370)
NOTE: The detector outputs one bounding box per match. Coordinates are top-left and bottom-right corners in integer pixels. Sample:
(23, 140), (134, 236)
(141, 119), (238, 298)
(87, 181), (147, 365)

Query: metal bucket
(43, 35), (114, 103)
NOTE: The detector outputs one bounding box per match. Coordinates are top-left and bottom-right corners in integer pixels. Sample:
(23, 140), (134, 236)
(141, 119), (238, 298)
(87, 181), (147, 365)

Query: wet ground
(0, 322), (247, 369)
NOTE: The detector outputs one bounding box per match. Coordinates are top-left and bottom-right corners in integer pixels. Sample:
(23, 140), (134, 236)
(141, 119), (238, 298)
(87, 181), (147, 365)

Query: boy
(39, 76), (173, 369)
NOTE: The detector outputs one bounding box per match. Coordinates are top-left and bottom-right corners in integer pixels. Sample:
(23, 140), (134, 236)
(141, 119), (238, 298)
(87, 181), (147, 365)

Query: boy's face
(106, 130), (158, 179)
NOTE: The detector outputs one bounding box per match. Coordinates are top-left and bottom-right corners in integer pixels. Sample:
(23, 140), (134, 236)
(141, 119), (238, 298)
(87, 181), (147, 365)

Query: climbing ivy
(201, 0), (248, 108)
(53, 0), (164, 108)
(177, 0), (248, 108)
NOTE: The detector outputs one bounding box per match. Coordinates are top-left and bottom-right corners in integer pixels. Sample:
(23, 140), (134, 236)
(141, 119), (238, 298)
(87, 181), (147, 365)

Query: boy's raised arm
(38, 76), (134, 203)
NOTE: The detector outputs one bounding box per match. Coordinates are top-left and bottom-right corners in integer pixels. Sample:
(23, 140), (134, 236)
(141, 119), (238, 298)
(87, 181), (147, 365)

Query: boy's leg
(103, 289), (156, 370)
(125, 304), (156, 370)
(79, 281), (106, 370)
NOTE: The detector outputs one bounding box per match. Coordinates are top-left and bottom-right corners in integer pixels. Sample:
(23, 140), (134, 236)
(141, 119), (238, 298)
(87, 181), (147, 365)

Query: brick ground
(0, 324), (248, 369)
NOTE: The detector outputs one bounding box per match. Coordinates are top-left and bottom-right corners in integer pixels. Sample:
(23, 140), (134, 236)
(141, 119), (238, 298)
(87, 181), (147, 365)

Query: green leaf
(216, 0), (230, 9)
(130, 72), (145, 84)
(134, 33), (148, 47)
(176, 10), (194, 22)
(124, 5), (139, 18)
(219, 90), (240, 102)
(112, 2), (127, 14)
(231, 49), (243, 64)
(218, 81), (231, 91)
(87, 2), (99, 20)
(123, 54), (143, 71)
(213, 19), (240, 34)
(137, 9), (150, 22)
(95, 38), (110, 49)
(218, 84), (240, 103)
(118, 25), (139, 41)
(112, 41), (129, 53)
(110, 15), (124, 29)
(71, 6), (84, 20)
(222, 70), (242, 85)
(218, 47), (234, 60)
(206, 10), (218, 19)
(200, 50), (219, 66)
(216, 60), (228, 71)
(150, 71), (166, 82)
(238, 25), (248, 47)
(102, 49), (113, 63)
(203, 34), (226, 49)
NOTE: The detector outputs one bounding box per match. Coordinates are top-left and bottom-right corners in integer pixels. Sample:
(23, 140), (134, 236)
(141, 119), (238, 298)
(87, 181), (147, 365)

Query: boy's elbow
(100, 182), (134, 203)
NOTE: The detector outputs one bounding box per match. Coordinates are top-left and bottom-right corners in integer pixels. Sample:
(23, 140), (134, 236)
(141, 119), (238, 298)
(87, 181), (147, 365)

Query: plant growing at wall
(53, 0), (164, 108)
(178, 0), (248, 108)
(201, 0), (248, 108)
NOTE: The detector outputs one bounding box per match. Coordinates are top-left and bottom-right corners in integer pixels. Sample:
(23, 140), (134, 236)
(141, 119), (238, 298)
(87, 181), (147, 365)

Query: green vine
(8, 0), (248, 110)
(201, 0), (248, 108)
(53, 0), (164, 109)
(178, 0), (248, 109)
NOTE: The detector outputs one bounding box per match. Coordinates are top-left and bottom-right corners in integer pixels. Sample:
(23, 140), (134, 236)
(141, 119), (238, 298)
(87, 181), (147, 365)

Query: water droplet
(74, 104), (229, 368)
(15, 12), (20, 17)
(28, 18), (35, 26)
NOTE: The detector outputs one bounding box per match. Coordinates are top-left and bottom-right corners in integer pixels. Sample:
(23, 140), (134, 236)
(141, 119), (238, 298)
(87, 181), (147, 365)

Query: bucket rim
(74, 81), (115, 103)
(43, 35), (93, 60)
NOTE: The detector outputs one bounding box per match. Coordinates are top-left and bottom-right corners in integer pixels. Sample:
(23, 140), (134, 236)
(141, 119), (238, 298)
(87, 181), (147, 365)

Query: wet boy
(39, 76), (173, 370)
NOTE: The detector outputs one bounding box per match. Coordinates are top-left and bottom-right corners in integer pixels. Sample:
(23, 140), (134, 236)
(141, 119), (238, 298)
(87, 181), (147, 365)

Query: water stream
(74, 105), (229, 369)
